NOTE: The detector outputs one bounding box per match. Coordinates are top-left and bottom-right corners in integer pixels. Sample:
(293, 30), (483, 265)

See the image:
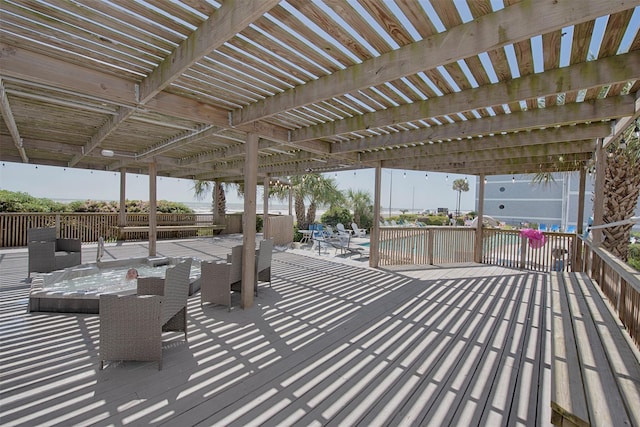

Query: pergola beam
(233, 0), (632, 126)
(360, 123), (607, 162)
(382, 140), (594, 169)
(69, 106), (134, 167)
(294, 50), (640, 142)
(0, 43), (289, 142)
(0, 77), (28, 163)
(388, 152), (593, 175)
(139, 0), (280, 103)
(333, 96), (633, 154)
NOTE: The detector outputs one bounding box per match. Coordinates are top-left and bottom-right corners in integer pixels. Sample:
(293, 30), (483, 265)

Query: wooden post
(592, 139), (606, 246)
(263, 175), (270, 240)
(575, 167), (587, 270)
(288, 186), (292, 216)
(370, 165), (382, 268)
(474, 173), (485, 263)
(577, 167), (586, 235)
(242, 133), (258, 309)
(149, 160), (157, 257)
(118, 168), (126, 228)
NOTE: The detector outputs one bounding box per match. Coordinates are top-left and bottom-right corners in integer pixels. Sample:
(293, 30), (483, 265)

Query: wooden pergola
(1, 0), (639, 307)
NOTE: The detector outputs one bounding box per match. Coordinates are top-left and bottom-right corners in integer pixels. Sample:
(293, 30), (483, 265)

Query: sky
(0, 161), (477, 213)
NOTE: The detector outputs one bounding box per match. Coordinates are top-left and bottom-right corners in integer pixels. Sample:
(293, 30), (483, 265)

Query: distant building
(475, 172), (640, 231)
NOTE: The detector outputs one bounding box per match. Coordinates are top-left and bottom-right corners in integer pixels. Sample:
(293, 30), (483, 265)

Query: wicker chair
(200, 245), (242, 311)
(27, 227), (81, 277)
(99, 258), (192, 370)
(201, 240), (273, 310)
(256, 239), (273, 286)
(229, 239), (274, 295)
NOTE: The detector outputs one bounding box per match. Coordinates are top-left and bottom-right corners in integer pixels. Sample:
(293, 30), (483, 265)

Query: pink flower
(520, 228), (546, 249)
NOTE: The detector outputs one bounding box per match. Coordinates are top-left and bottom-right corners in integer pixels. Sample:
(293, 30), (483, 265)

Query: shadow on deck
(0, 237), (551, 426)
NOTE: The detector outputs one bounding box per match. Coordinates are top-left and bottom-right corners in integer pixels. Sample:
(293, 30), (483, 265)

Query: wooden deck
(0, 236), (552, 426)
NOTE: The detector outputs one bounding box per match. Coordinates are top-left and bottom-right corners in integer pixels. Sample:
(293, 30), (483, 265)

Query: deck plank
(0, 237), (555, 427)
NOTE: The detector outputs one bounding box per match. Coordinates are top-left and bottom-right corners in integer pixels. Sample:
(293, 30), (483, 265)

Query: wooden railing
(0, 212), (293, 247)
(579, 238), (640, 348)
(482, 229), (577, 272)
(378, 226), (475, 266)
(377, 226), (577, 271)
(0, 213), (120, 246)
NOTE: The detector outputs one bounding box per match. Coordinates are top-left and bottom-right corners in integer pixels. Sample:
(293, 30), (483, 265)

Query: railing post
(519, 236), (527, 269)
(428, 229), (434, 265)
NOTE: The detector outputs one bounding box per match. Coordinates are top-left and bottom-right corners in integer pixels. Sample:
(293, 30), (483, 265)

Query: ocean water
(54, 199), (292, 215)
(188, 202), (292, 215)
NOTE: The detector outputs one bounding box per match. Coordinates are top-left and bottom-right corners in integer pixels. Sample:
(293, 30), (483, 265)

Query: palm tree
(601, 126), (640, 261)
(192, 180), (226, 223)
(452, 178), (469, 219)
(287, 174), (344, 229)
(529, 124), (640, 262)
(346, 189), (373, 229)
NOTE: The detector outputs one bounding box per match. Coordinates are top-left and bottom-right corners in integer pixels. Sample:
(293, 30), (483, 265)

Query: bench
(117, 224), (225, 239)
(550, 272), (640, 427)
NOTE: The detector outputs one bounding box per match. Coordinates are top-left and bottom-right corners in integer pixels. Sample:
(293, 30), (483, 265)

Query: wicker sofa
(27, 227), (81, 277)
(99, 258), (192, 370)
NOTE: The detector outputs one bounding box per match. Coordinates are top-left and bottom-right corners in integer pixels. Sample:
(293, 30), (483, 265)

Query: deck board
(0, 237), (553, 426)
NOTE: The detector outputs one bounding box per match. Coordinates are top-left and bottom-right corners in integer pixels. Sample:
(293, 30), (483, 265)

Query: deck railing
(378, 226), (576, 271)
(0, 212), (292, 247)
(579, 238), (640, 348)
(377, 226), (475, 265)
(482, 228), (577, 272)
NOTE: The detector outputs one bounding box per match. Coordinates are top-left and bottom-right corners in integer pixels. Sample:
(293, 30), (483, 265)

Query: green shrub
(0, 190), (194, 214)
(629, 244), (640, 272)
(321, 207), (352, 227)
(293, 225), (302, 242)
(256, 215), (263, 232)
(0, 190), (66, 212)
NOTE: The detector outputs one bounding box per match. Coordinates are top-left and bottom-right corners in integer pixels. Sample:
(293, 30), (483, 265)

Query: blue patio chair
(551, 224), (560, 232)
(566, 225), (576, 233)
(539, 224), (547, 232)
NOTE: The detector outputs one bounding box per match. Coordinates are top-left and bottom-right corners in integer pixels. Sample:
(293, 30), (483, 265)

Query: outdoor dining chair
(99, 258), (192, 370)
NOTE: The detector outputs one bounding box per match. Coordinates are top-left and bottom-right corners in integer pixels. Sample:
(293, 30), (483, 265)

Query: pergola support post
(263, 175), (270, 240)
(118, 169), (126, 227)
(148, 160), (157, 256)
(370, 165), (382, 268)
(474, 174), (486, 263)
(242, 133), (258, 309)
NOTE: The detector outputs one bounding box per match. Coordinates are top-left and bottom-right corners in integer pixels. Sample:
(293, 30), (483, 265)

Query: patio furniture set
(302, 223), (369, 259)
(99, 239), (273, 370)
(27, 228), (275, 370)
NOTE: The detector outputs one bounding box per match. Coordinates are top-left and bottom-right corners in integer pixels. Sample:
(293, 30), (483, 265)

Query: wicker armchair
(27, 227), (81, 277)
(256, 239), (273, 286)
(99, 258), (192, 370)
(200, 245), (242, 310)
(201, 240), (273, 310)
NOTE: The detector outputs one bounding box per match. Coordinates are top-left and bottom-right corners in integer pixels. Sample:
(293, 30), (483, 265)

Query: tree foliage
(0, 190), (67, 212)
(0, 190), (193, 213)
(288, 174), (344, 229)
(320, 207), (352, 227)
(452, 178), (470, 217)
(346, 189), (374, 230)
